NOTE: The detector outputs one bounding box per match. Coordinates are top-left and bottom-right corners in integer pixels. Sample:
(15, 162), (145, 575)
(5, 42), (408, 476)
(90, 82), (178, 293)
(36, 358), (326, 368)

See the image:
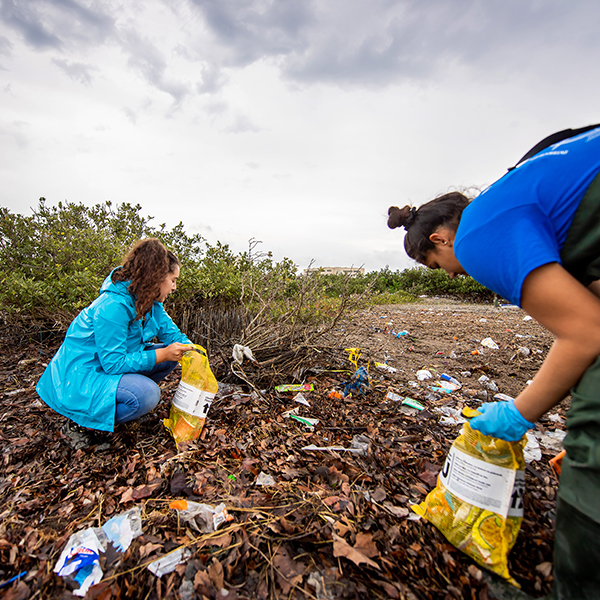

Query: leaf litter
(0, 300), (565, 599)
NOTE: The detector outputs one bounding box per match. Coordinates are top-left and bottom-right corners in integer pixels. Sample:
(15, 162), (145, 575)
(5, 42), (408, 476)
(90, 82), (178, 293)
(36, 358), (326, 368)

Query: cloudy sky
(1, 0), (599, 273)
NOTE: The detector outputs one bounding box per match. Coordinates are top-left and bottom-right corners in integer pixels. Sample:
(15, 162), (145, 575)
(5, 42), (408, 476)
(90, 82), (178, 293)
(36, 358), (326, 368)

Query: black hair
(387, 192), (470, 263)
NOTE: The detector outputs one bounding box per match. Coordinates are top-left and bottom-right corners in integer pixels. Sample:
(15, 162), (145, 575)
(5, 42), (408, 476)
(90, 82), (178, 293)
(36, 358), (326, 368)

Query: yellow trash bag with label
(164, 345), (218, 445)
(411, 420), (526, 586)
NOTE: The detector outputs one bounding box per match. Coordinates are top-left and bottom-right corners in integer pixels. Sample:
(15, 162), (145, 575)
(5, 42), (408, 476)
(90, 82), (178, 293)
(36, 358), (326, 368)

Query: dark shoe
(62, 421), (111, 450)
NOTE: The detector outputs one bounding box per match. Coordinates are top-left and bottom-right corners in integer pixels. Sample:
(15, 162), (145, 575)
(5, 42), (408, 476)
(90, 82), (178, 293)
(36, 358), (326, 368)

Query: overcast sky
(1, 0), (599, 273)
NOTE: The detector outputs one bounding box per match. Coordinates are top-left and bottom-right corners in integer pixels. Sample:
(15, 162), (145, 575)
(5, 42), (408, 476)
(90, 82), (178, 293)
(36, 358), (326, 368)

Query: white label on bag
(439, 445), (523, 519)
(172, 381), (215, 417)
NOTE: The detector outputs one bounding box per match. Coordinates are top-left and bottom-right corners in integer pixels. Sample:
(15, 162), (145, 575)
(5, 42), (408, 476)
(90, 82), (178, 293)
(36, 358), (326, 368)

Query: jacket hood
(99, 267), (132, 297)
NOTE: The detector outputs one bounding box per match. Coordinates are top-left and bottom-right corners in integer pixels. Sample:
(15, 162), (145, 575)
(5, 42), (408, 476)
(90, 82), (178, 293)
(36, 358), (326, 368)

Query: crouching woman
(37, 238), (192, 432)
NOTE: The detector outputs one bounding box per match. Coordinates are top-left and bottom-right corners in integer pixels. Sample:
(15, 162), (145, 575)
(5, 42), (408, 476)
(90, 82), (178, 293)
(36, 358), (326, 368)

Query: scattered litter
(385, 391), (403, 402)
(464, 389), (488, 401)
(402, 397), (424, 410)
(282, 407), (299, 418)
(344, 366), (370, 397)
(232, 344), (256, 365)
(328, 389), (342, 399)
(493, 393), (514, 402)
(429, 386), (452, 394)
(523, 315), (533, 321)
(169, 500), (233, 532)
(54, 528), (106, 596)
(485, 380), (499, 392)
(255, 472), (276, 486)
(293, 392), (311, 406)
(524, 432), (542, 463)
(437, 379), (461, 392)
(275, 383), (315, 392)
(302, 434), (371, 456)
(547, 413), (564, 423)
(147, 547), (192, 577)
(517, 347), (531, 357)
(102, 507), (143, 552)
(54, 507), (143, 596)
(534, 430), (567, 453)
(416, 370), (433, 381)
(481, 337), (499, 349)
(478, 375), (490, 383)
(479, 318), (487, 323)
(408, 380), (419, 388)
(290, 415), (320, 428)
(433, 406), (467, 425)
(375, 362), (398, 373)
(460, 371), (472, 377)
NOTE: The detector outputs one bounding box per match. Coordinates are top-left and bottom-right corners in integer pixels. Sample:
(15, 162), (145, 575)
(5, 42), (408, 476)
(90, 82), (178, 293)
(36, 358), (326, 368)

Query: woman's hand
(470, 399), (534, 441)
(155, 343), (192, 364)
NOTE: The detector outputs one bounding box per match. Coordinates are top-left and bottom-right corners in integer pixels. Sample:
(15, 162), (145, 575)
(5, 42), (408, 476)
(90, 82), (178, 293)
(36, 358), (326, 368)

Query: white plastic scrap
(302, 434), (371, 456)
(375, 362), (398, 373)
(54, 528), (106, 597)
(171, 501), (233, 533)
(386, 391), (403, 402)
(232, 344), (256, 365)
(255, 471), (276, 486)
(293, 392), (311, 407)
(481, 337), (499, 349)
(534, 430), (567, 453)
(523, 315), (534, 321)
(102, 507), (143, 552)
(524, 432), (542, 463)
(433, 406), (467, 426)
(416, 369), (433, 381)
(54, 507), (143, 597)
(147, 547), (192, 577)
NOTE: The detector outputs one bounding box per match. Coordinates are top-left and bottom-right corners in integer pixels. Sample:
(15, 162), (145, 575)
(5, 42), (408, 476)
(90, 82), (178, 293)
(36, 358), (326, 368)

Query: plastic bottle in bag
(164, 345), (218, 445)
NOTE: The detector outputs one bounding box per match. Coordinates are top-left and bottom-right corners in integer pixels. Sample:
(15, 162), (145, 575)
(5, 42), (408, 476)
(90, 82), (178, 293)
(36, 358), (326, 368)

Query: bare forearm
(514, 338), (597, 422)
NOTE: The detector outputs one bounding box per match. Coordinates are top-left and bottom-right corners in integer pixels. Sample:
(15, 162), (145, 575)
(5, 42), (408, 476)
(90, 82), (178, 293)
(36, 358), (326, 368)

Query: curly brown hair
(112, 238), (180, 320)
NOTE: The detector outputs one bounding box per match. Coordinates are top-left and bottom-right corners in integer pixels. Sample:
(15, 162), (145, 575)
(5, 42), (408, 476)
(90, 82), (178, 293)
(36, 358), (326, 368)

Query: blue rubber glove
(469, 399), (534, 441)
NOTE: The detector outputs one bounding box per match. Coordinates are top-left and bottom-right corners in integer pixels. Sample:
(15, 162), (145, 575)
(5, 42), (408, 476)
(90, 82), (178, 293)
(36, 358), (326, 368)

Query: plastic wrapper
(164, 345), (218, 445)
(411, 422), (526, 586)
(169, 500), (233, 533)
(54, 507), (143, 596)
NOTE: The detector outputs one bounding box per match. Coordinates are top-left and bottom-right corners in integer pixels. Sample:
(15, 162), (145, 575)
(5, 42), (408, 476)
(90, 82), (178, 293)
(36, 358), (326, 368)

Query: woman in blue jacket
(387, 126), (600, 599)
(37, 238), (192, 433)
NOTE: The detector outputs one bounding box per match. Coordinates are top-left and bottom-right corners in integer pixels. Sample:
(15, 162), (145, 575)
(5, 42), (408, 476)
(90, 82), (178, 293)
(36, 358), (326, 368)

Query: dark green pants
(554, 171), (600, 599)
(551, 498), (600, 599)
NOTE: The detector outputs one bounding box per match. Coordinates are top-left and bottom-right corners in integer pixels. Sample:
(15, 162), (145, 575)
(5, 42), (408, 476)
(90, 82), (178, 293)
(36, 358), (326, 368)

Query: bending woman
(388, 125), (600, 599)
(37, 238), (192, 432)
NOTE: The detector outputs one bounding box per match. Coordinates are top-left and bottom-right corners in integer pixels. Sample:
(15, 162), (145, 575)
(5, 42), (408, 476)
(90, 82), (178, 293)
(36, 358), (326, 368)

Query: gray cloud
(189, 0), (313, 66)
(120, 29), (191, 104)
(0, 33), (11, 54)
(0, 0), (115, 49)
(52, 58), (97, 85)
(186, 0), (600, 86)
(222, 113), (262, 133)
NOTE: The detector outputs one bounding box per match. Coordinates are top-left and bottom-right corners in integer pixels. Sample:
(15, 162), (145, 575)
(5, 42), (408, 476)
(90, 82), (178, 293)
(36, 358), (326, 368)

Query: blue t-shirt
(454, 128), (600, 306)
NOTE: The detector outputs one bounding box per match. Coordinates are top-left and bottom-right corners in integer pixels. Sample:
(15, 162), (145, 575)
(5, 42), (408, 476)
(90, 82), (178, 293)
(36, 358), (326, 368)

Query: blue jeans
(115, 345), (178, 424)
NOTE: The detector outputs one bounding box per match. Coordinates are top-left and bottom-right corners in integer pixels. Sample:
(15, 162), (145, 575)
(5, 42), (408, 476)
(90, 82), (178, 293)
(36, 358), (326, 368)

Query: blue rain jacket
(36, 269), (191, 431)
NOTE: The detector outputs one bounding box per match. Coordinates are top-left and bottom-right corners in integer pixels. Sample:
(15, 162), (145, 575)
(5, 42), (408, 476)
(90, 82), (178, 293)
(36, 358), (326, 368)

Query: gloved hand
(469, 399), (534, 441)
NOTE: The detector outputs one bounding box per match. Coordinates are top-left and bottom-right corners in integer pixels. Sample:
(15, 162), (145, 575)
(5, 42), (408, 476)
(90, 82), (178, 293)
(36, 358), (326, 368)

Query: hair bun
(387, 205), (415, 230)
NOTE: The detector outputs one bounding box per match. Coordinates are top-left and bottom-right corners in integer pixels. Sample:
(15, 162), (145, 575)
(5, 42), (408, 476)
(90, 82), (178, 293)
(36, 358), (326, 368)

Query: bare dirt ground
(0, 299), (563, 600)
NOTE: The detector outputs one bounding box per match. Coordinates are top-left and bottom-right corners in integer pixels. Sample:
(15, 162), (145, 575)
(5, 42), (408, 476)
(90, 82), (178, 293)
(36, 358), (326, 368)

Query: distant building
(303, 266), (365, 277)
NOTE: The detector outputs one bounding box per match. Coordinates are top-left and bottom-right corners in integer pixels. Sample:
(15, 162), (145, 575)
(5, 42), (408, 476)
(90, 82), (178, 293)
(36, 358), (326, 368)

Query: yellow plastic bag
(411, 422), (526, 586)
(164, 345), (218, 445)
